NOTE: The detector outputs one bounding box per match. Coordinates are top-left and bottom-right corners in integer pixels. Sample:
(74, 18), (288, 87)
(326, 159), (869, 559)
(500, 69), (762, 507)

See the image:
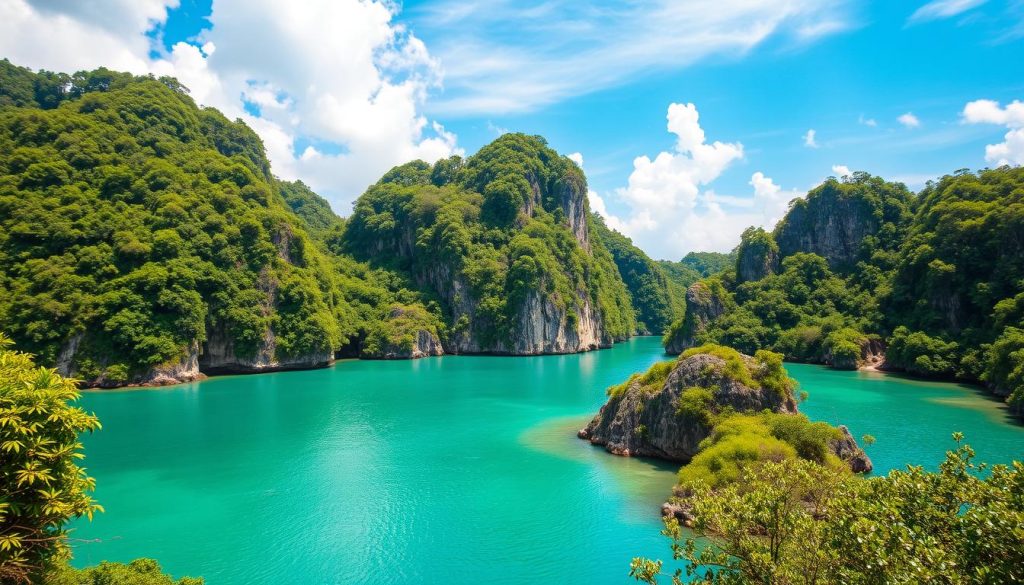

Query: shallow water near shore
(70, 337), (1024, 583)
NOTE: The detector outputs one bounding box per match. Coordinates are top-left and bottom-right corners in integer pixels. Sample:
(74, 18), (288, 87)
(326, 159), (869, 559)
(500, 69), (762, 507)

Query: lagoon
(71, 337), (1023, 583)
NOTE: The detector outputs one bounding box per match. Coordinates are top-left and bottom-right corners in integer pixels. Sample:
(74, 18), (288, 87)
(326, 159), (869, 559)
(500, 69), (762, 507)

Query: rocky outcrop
(360, 306), (445, 359)
(664, 282), (730, 354)
(578, 352), (797, 461)
(200, 322), (332, 374)
(57, 338), (206, 387)
(825, 337), (886, 370)
(580, 350), (872, 474)
(830, 425), (873, 473)
(736, 227), (780, 283)
(774, 181), (881, 270)
(364, 329), (443, 359)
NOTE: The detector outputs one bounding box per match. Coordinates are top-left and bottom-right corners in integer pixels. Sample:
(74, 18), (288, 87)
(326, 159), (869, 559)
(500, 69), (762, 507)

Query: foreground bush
(631, 435), (1024, 584)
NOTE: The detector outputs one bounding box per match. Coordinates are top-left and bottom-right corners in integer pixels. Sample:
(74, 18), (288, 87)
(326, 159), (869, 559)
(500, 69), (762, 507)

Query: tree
(0, 334), (101, 583)
(630, 436), (1024, 584)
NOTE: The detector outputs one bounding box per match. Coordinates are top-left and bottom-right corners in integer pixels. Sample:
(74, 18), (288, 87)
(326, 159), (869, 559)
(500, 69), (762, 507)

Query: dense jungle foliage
(663, 169), (1024, 416)
(591, 214), (685, 335)
(0, 60), (370, 382)
(632, 436), (1024, 585)
(0, 60), (645, 380)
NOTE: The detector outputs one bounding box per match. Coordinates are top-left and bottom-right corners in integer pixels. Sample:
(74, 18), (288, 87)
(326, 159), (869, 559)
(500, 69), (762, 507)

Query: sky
(1, 0), (1022, 260)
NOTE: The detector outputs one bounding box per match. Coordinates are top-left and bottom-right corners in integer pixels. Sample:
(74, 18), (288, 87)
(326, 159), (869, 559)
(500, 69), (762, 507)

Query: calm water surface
(71, 337), (1023, 583)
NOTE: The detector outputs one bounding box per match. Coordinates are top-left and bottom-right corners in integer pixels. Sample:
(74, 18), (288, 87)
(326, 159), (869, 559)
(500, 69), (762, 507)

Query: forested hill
(664, 169), (1024, 418)
(0, 60), (649, 386)
(340, 134), (636, 354)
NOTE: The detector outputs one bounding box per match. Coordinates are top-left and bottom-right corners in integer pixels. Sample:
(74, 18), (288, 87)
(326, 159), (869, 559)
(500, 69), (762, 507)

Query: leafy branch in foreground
(631, 435), (1024, 584)
(0, 333), (100, 583)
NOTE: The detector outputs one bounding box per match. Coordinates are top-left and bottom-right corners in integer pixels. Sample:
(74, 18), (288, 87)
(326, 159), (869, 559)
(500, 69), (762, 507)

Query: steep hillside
(591, 214), (683, 335)
(0, 61), (433, 384)
(342, 134), (636, 354)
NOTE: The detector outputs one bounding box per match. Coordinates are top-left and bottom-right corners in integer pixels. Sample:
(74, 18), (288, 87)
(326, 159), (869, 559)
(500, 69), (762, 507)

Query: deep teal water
(70, 337), (1024, 583)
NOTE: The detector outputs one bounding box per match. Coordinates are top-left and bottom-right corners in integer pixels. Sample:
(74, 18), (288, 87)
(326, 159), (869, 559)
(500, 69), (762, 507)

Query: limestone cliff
(57, 338), (206, 388)
(773, 176), (910, 271)
(199, 322), (333, 374)
(736, 227), (779, 283)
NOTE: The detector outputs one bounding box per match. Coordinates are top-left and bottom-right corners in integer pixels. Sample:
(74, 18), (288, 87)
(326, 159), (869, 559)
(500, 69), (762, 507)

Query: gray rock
(829, 425), (874, 473)
(664, 282), (730, 355)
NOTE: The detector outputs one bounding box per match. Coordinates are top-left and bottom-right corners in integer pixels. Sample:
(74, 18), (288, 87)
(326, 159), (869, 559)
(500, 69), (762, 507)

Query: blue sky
(2, 0), (1022, 258)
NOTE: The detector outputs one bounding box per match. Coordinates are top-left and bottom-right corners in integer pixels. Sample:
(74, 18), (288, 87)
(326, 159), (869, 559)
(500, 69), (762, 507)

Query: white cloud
(908, 0), (988, 23)
(0, 0), (460, 214)
(418, 0), (855, 115)
(898, 112), (921, 128)
(589, 102), (801, 257)
(803, 129), (819, 148)
(962, 99), (1024, 166)
(858, 114), (878, 127)
(832, 164), (852, 177)
(567, 152), (584, 168)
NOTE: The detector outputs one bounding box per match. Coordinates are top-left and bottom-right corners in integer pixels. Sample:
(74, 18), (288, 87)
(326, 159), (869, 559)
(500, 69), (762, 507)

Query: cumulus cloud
(567, 152), (584, 168)
(0, 0), (460, 214)
(962, 99), (1024, 166)
(589, 103), (801, 258)
(803, 129), (819, 148)
(898, 112), (921, 128)
(858, 114), (878, 127)
(832, 164), (853, 177)
(908, 0), (988, 23)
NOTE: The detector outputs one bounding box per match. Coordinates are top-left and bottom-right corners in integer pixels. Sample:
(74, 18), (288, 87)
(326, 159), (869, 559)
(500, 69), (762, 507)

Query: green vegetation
(0, 60), (641, 381)
(0, 334), (100, 582)
(0, 332), (200, 583)
(664, 169), (1024, 416)
(677, 412), (843, 490)
(678, 251), (735, 277)
(592, 214), (683, 334)
(45, 559), (202, 585)
(341, 133), (635, 349)
(608, 359), (676, 398)
(632, 436), (1023, 585)
(0, 60), (365, 381)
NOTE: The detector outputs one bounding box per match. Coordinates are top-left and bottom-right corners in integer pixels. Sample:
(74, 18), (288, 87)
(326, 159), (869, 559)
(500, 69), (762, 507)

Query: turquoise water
(70, 338), (1024, 583)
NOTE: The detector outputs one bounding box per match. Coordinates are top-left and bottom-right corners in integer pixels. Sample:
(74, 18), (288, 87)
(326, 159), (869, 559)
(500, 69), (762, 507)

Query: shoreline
(77, 336), (650, 392)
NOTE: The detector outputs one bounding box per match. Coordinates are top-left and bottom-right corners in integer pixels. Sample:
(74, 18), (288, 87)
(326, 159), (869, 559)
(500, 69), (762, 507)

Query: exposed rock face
(361, 306), (445, 359)
(774, 183), (880, 270)
(578, 353), (797, 461)
(365, 329), (444, 359)
(200, 322), (332, 374)
(826, 337), (887, 370)
(664, 282), (730, 354)
(830, 425), (874, 473)
(736, 227), (780, 283)
(57, 338), (206, 387)
(580, 350), (873, 477)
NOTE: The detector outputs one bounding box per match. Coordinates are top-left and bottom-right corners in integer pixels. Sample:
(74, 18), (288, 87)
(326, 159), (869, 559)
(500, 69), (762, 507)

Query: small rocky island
(579, 344), (872, 520)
